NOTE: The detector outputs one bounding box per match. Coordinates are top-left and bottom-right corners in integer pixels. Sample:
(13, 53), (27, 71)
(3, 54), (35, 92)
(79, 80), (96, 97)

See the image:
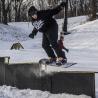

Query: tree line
(0, 0), (97, 24)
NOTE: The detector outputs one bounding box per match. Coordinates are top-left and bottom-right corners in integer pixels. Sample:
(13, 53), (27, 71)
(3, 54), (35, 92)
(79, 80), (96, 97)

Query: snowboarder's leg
(47, 24), (67, 60)
(46, 24), (67, 65)
(42, 33), (56, 59)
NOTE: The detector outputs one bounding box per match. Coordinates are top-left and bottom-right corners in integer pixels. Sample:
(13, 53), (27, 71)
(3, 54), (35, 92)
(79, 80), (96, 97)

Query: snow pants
(42, 24), (66, 59)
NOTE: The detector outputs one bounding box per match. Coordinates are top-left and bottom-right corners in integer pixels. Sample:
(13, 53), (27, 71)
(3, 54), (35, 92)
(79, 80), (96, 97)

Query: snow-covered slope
(0, 16), (98, 98)
(0, 23), (30, 42)
(0, 85), (91, 98)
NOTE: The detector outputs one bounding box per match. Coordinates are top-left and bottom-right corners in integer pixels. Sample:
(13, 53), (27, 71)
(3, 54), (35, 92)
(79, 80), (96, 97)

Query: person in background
(58, 35), (69, 54)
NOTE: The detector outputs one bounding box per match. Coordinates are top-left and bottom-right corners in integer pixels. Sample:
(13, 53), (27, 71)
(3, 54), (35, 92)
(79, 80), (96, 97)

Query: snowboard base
(39, 58), (77, 68)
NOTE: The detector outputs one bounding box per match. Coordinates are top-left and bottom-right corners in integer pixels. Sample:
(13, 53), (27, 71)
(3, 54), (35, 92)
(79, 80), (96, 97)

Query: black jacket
(31, 5), (63, 33)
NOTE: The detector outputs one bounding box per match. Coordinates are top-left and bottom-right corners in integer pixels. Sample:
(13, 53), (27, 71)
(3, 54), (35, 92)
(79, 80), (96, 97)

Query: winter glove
(60, 2), (67, 8)
(29, 28), (38, 39)
(29, 32), (35, 39)
(64, 48), (69, 53)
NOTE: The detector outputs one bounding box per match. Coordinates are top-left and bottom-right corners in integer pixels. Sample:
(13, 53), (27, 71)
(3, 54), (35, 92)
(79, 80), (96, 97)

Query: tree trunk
(15, 0), (23, 22)
(8, 1), (12, 22)
(1, 0), (8, 24)
(15, 0), (17, 22)
(91, 0), (96, 20)
(0, 2), (1, 22)
(79, 0), (85, 15)
(69, 0), (74, 16)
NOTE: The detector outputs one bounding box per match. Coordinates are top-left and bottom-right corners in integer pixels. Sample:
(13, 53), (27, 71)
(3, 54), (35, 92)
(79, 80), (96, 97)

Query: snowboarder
(28, 2), (67, 65)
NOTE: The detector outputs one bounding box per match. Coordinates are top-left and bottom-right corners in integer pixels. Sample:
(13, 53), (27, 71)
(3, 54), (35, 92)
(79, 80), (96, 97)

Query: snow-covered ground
(0, 16), (98, 98)
(0, 85), (91, 98)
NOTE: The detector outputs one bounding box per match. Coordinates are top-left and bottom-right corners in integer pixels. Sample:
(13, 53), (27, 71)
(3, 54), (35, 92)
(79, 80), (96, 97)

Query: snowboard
(39, 58), (77, 68)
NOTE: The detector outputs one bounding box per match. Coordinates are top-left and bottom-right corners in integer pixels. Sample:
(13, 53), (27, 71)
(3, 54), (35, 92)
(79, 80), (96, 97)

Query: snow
(0, 15), (98, 98)
(0, 23), (30, 42)
(0, 85), (91, 98)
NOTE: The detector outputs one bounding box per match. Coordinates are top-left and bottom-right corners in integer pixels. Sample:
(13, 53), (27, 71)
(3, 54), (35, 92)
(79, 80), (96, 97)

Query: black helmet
(28, 6), (37, 17)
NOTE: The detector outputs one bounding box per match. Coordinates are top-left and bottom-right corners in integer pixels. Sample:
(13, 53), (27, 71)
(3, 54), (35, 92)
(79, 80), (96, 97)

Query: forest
(0, 0), (97, 24)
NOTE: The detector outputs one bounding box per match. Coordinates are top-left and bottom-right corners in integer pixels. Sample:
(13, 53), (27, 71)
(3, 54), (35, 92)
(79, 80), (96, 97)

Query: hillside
(0, 16), (98, 97)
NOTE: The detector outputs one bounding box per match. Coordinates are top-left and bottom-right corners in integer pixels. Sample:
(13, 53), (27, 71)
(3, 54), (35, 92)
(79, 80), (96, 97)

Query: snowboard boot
(46, 57), (56, 65)
(56, 57), (67, 66)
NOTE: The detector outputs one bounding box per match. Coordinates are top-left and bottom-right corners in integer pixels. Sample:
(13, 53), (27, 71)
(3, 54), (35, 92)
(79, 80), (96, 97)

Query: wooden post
(0, 57), (10, 64)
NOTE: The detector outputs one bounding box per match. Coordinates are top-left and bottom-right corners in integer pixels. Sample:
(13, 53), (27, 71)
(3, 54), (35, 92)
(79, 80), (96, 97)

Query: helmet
(28, 6), (37, 17)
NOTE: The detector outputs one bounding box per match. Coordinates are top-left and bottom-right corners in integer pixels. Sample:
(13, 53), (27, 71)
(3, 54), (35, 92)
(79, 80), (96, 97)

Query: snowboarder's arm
(49, 2), (66, 16)
(63, 47), (69, 53)
(29, 28), (38, 39)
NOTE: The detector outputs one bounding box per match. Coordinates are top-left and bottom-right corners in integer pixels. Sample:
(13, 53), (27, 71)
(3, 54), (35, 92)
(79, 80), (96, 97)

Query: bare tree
(68, 0), (77, 16)
(0, 0), (96, 23)
(90, 0), (97, 20)
(0, 0), (9, 24)
(47, 0), (60, 7)
(8, 0), (12, 22)
(68, 0), (93, 17)
(14, 0), (24, 22)
(33, 0), (49, 10)
(0, 1), (2, 22)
